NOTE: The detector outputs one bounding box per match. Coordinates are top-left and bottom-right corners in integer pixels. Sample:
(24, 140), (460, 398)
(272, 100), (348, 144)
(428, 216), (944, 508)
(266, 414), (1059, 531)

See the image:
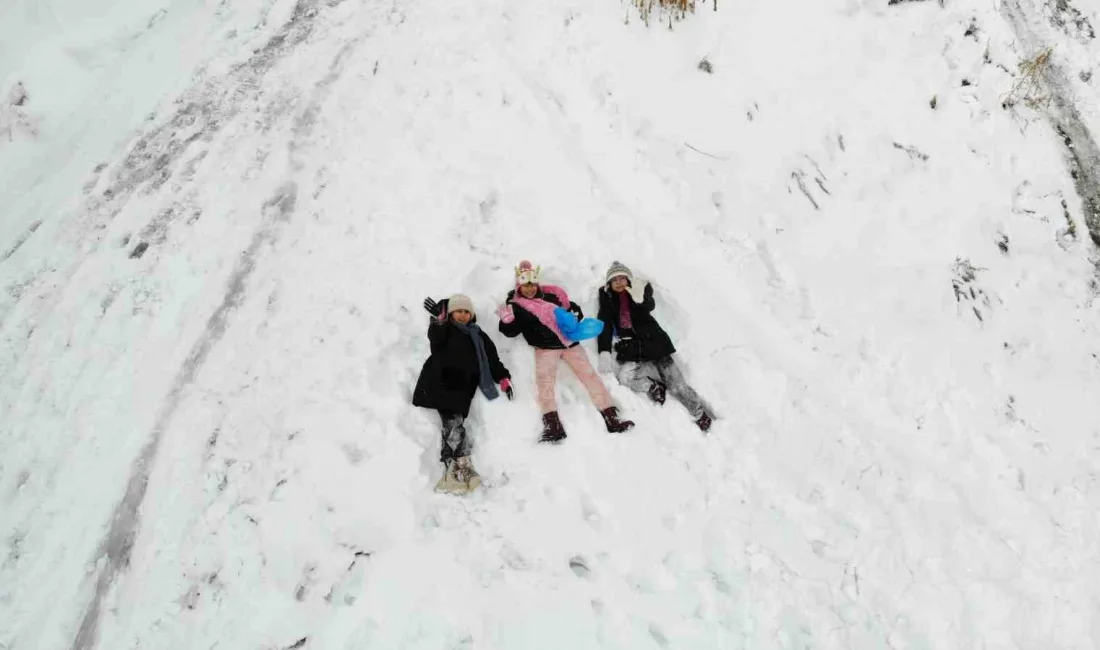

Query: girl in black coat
(596, 262), (715, 431)
(413, 294), (512, 493)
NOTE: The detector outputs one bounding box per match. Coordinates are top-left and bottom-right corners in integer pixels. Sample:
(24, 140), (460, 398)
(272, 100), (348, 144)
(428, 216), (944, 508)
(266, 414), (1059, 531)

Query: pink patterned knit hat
(514, 260), (541, 287)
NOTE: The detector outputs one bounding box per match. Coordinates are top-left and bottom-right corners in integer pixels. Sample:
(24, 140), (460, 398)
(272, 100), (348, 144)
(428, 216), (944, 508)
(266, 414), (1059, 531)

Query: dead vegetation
(628, 0), (712, 28)
(1001, 46), (1054, 110)
(1047, 0), (1095, 42)
(951, 257), (993, 323)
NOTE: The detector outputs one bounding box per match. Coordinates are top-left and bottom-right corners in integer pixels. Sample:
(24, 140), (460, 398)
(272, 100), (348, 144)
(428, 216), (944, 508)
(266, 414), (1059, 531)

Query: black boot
(695, 412), (713, 432)
(647, 379), (667, 405)
(539, 411), (567, 444)
(600, 406), (635, 433)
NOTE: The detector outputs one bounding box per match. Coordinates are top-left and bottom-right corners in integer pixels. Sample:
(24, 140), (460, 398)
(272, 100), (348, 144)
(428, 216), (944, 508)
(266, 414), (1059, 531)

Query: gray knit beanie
(447, 294), (475, 317)
(605, 261), (633, 285)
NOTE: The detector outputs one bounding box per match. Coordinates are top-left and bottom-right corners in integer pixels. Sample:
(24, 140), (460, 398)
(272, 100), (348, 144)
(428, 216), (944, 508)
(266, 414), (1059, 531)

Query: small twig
(791, 171), (820, 210)
(684, 142), (728, 160)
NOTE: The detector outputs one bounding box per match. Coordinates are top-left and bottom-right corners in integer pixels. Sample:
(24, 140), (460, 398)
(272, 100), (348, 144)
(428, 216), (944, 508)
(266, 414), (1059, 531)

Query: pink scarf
(512, 284), (572, 346)
(617, 290), (633, 330)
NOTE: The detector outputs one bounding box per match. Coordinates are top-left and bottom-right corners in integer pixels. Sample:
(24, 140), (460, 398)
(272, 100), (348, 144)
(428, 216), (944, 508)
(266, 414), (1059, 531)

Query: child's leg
(655, 357), (710, 418)
(615, 360), (663, 395)
(438, 410), (469, 461)
(561, 346), (613, 411)
(535, 349), (565, 414)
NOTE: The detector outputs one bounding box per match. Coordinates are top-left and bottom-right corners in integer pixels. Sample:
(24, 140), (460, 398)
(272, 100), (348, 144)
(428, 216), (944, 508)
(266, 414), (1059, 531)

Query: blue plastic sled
(554, 307), (604, 341)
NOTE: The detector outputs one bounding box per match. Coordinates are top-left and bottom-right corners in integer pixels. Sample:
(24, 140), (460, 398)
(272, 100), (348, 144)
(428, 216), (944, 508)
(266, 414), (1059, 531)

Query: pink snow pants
(534, 346), (613, 414)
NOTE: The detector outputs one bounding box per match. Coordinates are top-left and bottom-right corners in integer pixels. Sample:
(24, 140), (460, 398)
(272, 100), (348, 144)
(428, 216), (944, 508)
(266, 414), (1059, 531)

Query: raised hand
(626, 281), (649, 304)
(423, 297), (447, 321)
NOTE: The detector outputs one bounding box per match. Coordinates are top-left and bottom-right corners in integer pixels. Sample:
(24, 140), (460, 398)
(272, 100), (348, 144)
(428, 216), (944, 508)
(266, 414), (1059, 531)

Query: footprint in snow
(649, 624), (670, 648)
(325, 553), (370, 606)
(580, 493), (606, 527)
(500, 544), (530, 571)
(710, 571), (734, 596)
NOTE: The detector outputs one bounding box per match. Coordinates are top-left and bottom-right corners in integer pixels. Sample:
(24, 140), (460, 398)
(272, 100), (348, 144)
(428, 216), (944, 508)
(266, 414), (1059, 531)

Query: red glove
(500, 378), (514, 400)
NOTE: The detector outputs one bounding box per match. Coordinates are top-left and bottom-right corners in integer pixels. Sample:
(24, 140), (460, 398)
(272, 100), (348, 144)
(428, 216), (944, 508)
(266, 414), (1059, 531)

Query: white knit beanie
(605, 261), (633, 285)
(447, 294), (475, 317)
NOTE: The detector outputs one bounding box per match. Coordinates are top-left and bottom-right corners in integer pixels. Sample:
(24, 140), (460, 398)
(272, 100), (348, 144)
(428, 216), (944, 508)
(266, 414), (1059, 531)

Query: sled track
(65, 0), (332, 645)
(1000, 0), (1100, 248)
(69, 182), (299, 650)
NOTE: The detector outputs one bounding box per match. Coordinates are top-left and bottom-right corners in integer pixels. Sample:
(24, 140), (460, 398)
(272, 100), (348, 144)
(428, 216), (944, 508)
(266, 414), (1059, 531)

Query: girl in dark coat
(497, 260), (634, 443)
(413, 294), (513, 493)
(596, 261), (715, 432)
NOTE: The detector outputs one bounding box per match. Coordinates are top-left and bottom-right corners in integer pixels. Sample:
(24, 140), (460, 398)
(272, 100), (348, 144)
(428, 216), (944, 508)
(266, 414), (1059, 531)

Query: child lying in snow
(596, 261), (715, 432)
(412, 294), (513, 494)
(496, 260), (634, 443)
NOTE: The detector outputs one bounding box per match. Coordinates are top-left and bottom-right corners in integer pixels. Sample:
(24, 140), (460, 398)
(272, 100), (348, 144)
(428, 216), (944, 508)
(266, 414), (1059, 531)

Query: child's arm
(596, 289), (614, 354)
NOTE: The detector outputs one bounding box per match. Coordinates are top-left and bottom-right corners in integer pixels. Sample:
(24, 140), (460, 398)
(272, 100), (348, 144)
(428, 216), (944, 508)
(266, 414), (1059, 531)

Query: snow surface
(2, 0), (1100, 648)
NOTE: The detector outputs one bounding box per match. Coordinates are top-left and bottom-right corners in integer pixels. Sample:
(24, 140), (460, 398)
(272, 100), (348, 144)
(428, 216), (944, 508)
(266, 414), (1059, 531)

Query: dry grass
(1001, 46), (1054, 110)
(629, 0), (700, 28)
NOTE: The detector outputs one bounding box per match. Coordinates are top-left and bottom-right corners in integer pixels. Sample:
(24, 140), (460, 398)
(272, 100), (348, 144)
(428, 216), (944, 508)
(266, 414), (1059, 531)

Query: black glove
(423, 297), (441, 316)
(568, 303), (583, 319)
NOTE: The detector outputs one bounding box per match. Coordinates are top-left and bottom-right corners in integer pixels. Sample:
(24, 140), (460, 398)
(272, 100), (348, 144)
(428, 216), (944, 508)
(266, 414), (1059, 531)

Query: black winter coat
(412, 307), (510, 418)
(596, 283), (676, 363)
(498, 287), (583, 350)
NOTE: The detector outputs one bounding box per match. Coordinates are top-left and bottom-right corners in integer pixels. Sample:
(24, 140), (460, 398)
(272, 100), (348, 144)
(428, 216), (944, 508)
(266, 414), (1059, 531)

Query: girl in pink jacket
(497, 260), (634, 443)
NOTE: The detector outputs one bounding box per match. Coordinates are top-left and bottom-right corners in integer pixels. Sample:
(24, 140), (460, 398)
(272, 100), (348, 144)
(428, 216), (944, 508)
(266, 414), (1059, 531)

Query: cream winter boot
(454, 456), (482, 492)
(435, 460), (464, 494)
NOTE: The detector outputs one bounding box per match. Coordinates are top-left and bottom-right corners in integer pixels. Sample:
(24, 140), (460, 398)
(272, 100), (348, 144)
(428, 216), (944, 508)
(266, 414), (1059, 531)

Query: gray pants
(616, 356), (710, 418)
(438, 411), (469, 462)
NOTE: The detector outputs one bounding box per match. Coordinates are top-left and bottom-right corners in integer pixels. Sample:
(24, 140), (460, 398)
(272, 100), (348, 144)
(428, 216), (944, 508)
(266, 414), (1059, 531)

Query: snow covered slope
(2, 0), (1099, 648)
